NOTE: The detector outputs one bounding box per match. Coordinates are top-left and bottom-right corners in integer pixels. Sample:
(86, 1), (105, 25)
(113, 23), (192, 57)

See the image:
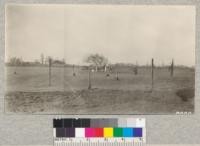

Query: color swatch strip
(53, 118), (145, 138)
(53, 118), (145, 128)
(55, 127), (143, 138)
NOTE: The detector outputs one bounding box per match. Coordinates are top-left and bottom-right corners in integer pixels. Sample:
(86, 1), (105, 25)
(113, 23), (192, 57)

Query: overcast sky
(6, 5), (195, 66)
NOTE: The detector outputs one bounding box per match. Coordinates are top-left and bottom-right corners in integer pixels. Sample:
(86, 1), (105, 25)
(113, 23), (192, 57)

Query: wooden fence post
(48, 58), (52, 86)
(151, 58), (154, 91)
(134, 62), (138, 75)
(171, 59), (174, 77)
(88, 69), (92, 89)
(63, 64), (65, 91)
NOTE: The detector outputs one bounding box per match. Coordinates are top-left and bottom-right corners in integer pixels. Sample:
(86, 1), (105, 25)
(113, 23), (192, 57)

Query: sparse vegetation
(5, 64), (195, 114)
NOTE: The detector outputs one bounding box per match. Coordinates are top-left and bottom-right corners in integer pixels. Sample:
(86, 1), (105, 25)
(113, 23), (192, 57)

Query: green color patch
(114, 128), (123, 137)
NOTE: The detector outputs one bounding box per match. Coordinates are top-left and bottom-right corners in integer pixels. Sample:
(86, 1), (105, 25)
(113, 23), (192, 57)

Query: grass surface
(5, 66), (194, 114)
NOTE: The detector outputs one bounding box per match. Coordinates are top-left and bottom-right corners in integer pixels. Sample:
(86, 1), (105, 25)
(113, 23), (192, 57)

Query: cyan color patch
(123, 128), (133, 137)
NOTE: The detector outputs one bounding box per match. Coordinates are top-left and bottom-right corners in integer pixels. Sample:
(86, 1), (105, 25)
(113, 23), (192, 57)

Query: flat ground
(5, 66), (194, 114)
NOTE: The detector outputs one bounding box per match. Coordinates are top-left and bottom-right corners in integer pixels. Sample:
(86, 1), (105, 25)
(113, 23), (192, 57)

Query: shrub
(176, 88), (194, 101)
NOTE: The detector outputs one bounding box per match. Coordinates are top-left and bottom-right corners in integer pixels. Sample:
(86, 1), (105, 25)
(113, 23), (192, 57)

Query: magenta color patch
(85, 128), (95, 137)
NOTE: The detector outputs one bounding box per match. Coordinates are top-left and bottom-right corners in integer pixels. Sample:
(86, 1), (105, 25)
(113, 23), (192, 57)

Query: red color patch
(94, 128), (103, 137)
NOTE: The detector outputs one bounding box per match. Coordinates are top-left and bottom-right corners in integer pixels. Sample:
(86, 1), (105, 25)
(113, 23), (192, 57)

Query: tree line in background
(6, 54), (65, 66)
(5, 53), (193, 72)
(6, 53), (180, 67)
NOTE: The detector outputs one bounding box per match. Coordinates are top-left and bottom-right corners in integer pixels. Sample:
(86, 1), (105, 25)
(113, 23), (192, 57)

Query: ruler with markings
(53, 118), (146, 146)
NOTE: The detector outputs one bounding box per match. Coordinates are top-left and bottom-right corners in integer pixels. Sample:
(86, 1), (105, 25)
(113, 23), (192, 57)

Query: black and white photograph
(5, 5), (195, 114)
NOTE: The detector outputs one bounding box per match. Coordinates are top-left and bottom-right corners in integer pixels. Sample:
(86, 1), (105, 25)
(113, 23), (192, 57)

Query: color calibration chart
(53, 118), (146, 146)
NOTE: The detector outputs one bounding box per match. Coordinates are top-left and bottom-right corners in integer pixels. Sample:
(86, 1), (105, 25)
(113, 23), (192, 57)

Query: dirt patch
(5, 89), (194, 114)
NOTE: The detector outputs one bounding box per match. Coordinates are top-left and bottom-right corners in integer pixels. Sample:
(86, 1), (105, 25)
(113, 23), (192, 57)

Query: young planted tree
(40, 53), (44, 65)
(116, 72), (119, 80)
(104, 64), (110, 77)
(73, 64), (76, 76)
(134, 67), (138, 75)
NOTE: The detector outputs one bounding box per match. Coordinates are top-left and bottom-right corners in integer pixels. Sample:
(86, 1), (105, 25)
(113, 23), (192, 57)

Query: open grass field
(5, 66), (195, 114)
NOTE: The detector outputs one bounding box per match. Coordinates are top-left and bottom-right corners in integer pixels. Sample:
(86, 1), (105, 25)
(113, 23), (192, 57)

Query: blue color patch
(133, 128), (143, 137)
(123, 128), (133, 137)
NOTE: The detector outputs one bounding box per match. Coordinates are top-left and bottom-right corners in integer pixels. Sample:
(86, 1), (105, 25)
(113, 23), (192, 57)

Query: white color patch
(75, 128), (85, 138)
(126, 118), (137, 127)
(136, 118), (146, 128)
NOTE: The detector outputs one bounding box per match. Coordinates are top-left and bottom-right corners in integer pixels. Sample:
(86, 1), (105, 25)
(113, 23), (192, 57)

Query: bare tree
(8, 57), (23, 65)
(85, 53), (108, 72)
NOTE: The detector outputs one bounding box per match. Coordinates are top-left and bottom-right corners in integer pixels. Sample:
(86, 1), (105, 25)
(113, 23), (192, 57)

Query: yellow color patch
(104, 128), (113, 137)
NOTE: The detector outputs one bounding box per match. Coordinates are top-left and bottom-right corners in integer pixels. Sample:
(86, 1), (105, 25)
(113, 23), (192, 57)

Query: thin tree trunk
(104, 65), (107, 72)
